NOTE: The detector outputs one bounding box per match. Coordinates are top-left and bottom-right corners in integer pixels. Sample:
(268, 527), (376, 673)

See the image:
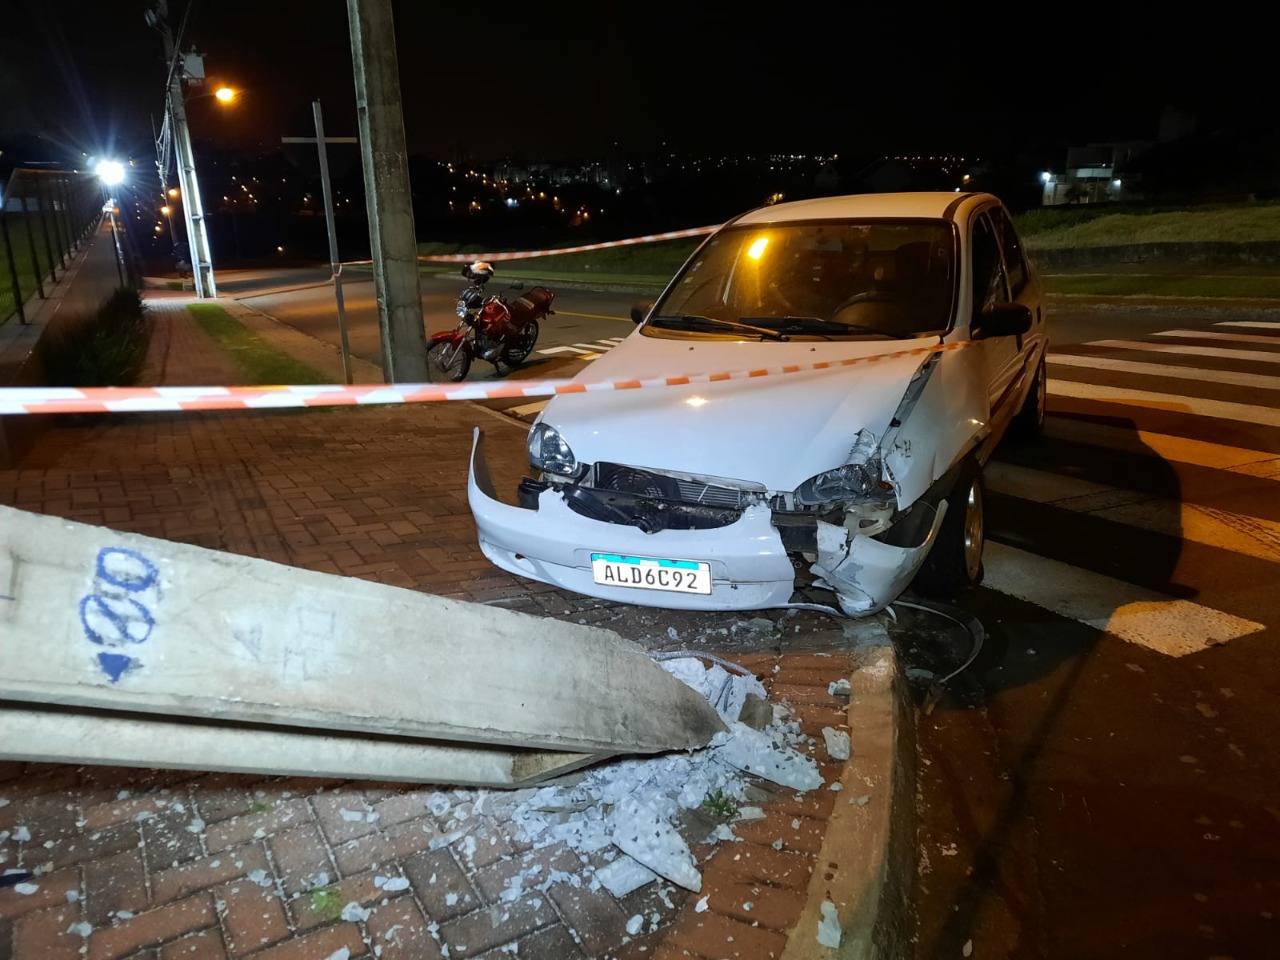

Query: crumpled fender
(881, 346), (989, 509)
(810, 503), (948, 616)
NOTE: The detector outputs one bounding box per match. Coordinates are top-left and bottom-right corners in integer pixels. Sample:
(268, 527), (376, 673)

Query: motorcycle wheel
(427, 339), (472, 382)
(501, 319), (540, 367)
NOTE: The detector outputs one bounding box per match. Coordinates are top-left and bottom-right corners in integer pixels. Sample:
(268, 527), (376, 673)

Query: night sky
(1, 0), (1272, 169)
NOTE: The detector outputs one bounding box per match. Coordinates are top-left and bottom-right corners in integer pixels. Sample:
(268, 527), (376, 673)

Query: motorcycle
(426, 261), (555, 382)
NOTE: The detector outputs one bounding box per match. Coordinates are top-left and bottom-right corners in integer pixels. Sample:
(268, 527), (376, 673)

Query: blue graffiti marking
(82, 545), (159, 682)
(80, 594), (155, 647)
(96, 652), (135, 682)
(95, 548), (159, 593)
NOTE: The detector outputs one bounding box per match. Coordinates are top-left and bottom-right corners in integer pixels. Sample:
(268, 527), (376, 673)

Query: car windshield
(645, 219), (956, 341)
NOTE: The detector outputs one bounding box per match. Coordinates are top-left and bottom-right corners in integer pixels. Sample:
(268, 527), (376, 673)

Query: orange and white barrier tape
(0, 342), (972, 416)
(414, 225), (722, 264)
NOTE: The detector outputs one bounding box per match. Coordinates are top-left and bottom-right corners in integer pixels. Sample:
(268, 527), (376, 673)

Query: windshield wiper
(741, 316), (916, 340)
(652, 315), (790, 341)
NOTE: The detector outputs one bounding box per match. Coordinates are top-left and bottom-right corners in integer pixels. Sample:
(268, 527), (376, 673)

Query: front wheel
(912, 459), (985, 600)
(1008, 353), (1046, 442)
(501, 319), (540, 367)
(427, 339), (472, 382)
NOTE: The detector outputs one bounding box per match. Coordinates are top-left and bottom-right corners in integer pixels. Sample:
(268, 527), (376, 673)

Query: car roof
(732, 191), (993, 225)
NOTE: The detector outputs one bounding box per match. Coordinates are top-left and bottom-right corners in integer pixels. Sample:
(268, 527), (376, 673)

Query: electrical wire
(893, 597), (986, 713)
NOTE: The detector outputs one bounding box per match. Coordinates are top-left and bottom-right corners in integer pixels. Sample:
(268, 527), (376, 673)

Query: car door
(968, 209), (1020, 416)
(990, 201), (1045, 368)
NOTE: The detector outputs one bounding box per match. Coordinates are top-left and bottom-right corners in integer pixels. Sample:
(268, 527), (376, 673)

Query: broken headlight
(528, 422), (579, 477)
(794, 459), (889, 506)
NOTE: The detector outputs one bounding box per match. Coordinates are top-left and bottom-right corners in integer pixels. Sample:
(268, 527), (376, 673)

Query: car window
(647, 220), (957, 340)
(990, 205), (1029, 298)
(970, 212), (1008, 316)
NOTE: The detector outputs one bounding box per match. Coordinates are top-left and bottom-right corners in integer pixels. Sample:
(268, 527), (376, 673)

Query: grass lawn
(186, 303), (329, 385)
(1018, 202), (1280, 250)
(1041, 272), (1280, 299)
(0, 213), (60, 324)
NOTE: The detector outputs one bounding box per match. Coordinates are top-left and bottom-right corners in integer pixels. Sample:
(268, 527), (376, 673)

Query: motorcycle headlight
(528, 423), (579, 477)
(455, 298), (469, 318)
(795, 459), (887, 506)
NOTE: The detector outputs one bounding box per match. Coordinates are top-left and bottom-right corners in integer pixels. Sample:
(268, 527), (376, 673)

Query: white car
(468, 192), (1047, 616)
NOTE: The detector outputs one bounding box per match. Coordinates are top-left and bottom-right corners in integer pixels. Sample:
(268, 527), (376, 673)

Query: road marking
(1049, 379), (1280, 427)
(987, 462), (1280, 563)
(1215, 321), (1280, 331)
(1086, 340), (1280, 364)
(982, 542), (1265, 656)
(1043, 419), (1280, 477)
(554, 310), (632, 323)
(1152, 329), (1280, 346)
(1048, 354), (1280, 391)
(536, 339), (626, 357)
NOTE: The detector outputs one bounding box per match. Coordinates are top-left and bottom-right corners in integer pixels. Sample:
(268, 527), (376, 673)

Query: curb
(782, 623), (915, 960)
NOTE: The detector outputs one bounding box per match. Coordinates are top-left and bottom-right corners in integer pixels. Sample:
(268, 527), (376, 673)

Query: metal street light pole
(168, 65), (217, 298)
(282, 100), (357, 384)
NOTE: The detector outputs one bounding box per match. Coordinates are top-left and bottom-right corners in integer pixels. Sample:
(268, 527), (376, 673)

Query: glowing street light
(214, 86), (236, 104)
(95, 160), (126, 186)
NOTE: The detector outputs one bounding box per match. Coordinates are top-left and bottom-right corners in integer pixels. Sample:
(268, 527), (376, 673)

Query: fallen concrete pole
(0, 705), (597, 787)
(0, 505), (724, 783)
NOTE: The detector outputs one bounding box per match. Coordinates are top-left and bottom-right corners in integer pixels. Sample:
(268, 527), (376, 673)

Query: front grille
(594, 462), (746, 509)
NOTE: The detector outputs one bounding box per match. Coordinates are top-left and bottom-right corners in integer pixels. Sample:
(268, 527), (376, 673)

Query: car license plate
(590, 553), (712, 595)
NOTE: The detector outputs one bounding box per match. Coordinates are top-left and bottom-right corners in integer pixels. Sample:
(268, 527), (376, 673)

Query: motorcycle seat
(508, 286), (556, 323)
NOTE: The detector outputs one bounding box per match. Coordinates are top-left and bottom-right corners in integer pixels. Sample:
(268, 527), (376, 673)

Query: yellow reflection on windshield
(746, 236), (769, 260)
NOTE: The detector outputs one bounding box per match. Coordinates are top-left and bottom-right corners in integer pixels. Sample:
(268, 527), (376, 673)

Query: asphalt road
(221, 267), (1280, 959)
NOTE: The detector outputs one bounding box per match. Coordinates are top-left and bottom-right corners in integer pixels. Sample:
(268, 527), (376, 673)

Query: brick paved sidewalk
(0, 297), (870, 959)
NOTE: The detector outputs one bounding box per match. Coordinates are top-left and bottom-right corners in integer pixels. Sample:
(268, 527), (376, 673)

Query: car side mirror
(973, 301), (1032, 340)
(631, 300), (655, 325)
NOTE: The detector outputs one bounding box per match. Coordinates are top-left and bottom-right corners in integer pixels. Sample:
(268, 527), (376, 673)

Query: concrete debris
(609, 796), (701, 892)
(714, 723), (823, 791)
(375, 876), (411, 892)
(734, 806), (766, 822)
(828, 678), (852, 699)
(595, 856), (658, 898)
(817, 899), (842, 948)
(626, 914), (644, 935)
(13, 883), (38, 895)
(340, 902), (372, 922)
(695, 895), (709, 913)
(737, 693), (773, 730)
(822, 727), (852, 761)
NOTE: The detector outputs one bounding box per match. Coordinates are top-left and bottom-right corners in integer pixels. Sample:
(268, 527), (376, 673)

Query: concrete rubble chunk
(822, 727), (852, 761)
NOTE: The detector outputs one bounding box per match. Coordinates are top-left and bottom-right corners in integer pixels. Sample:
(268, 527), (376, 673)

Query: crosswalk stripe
(1042, 418), (1280, 476)
(1049, 378), (1280, 427)
(1215, 321), (1280, 331)
(982, 542), (1265, 656)
(1153, 329), (1280, 346)
(986, 462), (1280, 563)
(1048, 354), (1280, 391)
(1086, 340), (1280, 364)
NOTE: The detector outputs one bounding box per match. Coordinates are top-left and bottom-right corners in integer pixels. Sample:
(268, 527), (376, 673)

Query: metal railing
(0, 169), (102, 326)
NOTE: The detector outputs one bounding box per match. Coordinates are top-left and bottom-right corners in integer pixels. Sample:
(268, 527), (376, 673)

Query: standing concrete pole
(168, 69), (218, 299)
(345, 0), (428, 382)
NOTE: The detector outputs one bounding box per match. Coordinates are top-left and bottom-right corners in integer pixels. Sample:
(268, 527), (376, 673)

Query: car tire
(1009, 353), (1046, 442)
(427, 340), (471, 382)
(913, 459), (985, 599)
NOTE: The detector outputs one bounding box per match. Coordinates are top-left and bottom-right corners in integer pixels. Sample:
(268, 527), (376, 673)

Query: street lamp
(94, 159), (128, 283)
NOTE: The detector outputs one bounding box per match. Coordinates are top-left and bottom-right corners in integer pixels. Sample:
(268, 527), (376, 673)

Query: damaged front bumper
(467, 429), (945, 616)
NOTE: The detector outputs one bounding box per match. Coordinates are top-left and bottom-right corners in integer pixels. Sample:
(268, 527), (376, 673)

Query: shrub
(42, 286), (151, 387)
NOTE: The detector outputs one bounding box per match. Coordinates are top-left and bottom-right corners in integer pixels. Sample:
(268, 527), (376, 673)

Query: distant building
(1041, 140), (1152, 205)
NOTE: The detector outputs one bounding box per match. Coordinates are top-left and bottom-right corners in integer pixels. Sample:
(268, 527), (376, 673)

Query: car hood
(539, 334), (935, 491)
